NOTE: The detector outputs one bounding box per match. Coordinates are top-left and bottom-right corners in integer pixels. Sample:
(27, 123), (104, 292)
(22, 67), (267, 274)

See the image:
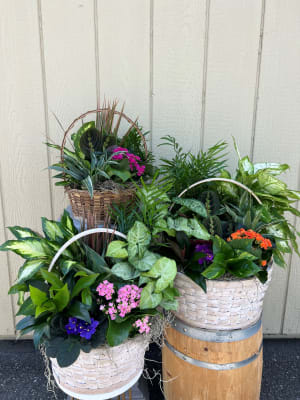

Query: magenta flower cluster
(133, 316), (151, 334)
(112, 147), (146, 176)
(97, 281), (142, 320)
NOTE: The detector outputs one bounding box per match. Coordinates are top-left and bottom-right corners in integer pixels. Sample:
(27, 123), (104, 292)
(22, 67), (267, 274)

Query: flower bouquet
(47, 101), (154, 225)
(0, 210), (178, 399)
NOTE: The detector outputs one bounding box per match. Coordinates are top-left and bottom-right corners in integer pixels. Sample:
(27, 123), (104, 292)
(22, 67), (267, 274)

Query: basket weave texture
(67, 187), (135, 225)
(51, 335), (149, 396)
(174, 268), (273, 330)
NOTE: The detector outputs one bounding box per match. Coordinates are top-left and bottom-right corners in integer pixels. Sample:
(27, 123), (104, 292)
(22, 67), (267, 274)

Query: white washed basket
(47, 228), (149, 400)
(174, 268), (272, 330)
(51, 335), (149, 399)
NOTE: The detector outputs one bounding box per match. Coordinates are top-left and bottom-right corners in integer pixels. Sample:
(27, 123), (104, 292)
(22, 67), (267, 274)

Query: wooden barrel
(162, 318), (263, 400)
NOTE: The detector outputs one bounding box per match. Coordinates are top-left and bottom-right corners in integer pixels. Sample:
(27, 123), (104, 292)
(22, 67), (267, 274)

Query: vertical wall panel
(152, 0), (206, 157)
(0, 0), (52, 336)
(97, 0), (150, 132)
(41, 0), (97, 219)
(203, 0), (262, 168)
(253, 0), (300, 335)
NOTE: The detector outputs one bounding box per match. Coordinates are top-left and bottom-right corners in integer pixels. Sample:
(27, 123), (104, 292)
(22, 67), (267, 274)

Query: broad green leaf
(159, 298), (178, 311)
(60, 260), (79, 275)
(8, 226), (40, 240)
(84, 244), (110, 273)
(41, 217), (65, 242)
(81, 288), (92, 306)
(257, 172), (287, 195)
(139, 276), (151, 286)
(152, 218), (175, 237)
(29, 285), (48, 306)
(111, 262), (140, 280)
(130, 250), (161, 272)
(107, 318), (133, 347)
(60, 210), (77, 234)
(238, 156), (254, 175)
(127, 221), (151, 259)
(253, 162), (289, 175)
(167, 217), (210, 240)
(212, 235), (234, 258)
(8, 282), (27, 295)
(16, 316), (35, 331)
(0, 238), (48, 259)
(71, 274), (99, 299)
(140, 282), (162, 310)
(57, 338), (81, 368)
(229, 260), (261, 278)
(18, 259), (48, 283)
(276, 239), (292, 254)
(108, 168), (131, 182)
(35, 300), (56, 317)
(53, 284), (70, 312)
(228, 239), (253, 251)
(68, 301), (91, 323)
(106, 240), (128, 259)
(33, 323), (50, 349)
(202, 254), (226, 279)
(40, 269), (63, 289)
(173, 197), (207, 217)
(82, 176), (94, 198)
(16, 297), (35, 316)
(45, 337), (65, 358)
(162, 286), (180, 300)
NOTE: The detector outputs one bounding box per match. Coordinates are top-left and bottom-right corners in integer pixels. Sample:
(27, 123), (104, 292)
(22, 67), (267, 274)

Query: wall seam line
(200, 0), (211, 151)
(281, 163), (300, 334)
(250, 0), (266, 161)
(149, 0), (154, 152)
(94, 0), (101, 108)
(0, 164), (16, 333)
(37, 0), (54, 220)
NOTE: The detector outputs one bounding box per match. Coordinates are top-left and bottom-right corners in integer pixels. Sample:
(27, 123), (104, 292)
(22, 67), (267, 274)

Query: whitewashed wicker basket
(48, 228), (149, 400)
(174, 268), (272, 330)
(51, 335), (149, 399)
(171, 178), (272, 330)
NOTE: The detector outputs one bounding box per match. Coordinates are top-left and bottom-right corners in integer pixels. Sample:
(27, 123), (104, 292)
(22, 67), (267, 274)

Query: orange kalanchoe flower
(227, 229), (272, 250)
(261, 260), (267, 267)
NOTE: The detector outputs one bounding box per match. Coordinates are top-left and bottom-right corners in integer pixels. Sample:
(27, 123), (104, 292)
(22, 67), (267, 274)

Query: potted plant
(47, 101), (154, 225)
(0, 210), (178, 399)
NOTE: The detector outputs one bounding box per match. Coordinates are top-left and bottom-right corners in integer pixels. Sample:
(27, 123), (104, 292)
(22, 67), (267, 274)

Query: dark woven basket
(61, 108), (147, 225)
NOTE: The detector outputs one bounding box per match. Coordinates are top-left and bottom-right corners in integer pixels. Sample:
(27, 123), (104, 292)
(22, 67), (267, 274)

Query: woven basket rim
(65, 186), (136, 195)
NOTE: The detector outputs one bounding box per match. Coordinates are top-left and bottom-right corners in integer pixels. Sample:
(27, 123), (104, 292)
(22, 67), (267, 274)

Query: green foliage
(159, 136), (227, 197)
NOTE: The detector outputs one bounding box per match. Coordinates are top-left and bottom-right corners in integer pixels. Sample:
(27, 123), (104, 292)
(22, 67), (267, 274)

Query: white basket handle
(170, 177), (262, 211)
(48, 228), (127, 272)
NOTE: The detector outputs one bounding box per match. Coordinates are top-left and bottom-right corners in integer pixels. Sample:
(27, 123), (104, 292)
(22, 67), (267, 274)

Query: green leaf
(16, 297), (35, 316)
(257, 172), (287, 195)
(53, 284), (70, 312)
(253, 162), (289, 175)
(60, 209), (77, 234)
(18, 259), (48, 283)
(41, 217), (65, 242)
(29, 285), (48, 306)
(139, 276), (151, 286)
(71, 274), (99, 299)
(35, 300), (56, 317)
(162, 286), (180, 300)
(45, 337), (65, 358)
(212, 235), (234, 258)
(127, 221), (151, 259)
(33, 323), (50, 349)
(84, 244), (110, 273)
(256, 270), (268, 284)
(167, 217), (210, 240)
(229, 260), (261, 278)
(152, 218), (176, 237)
(140, 282), (162, 310)
(159, 298), (178, 310)
(82, 176), (94, 198)
(173, 197), (207, 217)
(106, 240), (128, 259)
(57, 338), (81, 368)
(142, 257), (177, 293)
(238, 156), (254, 175)
(16, 316), (35, 331)
(130, 251), (161, 272)
(81, 288), (92, 307)
(106, 318), (134, 347)
(0, 238), (48, 259)
(72, 121), (95, 158)
(40, 269), (63, 289)
(8, 226), (40, 240)
(228, 239), (253, 251)
(202, 254), (226, 279)
(8, 282), (27, 295)
(108, 168), (132, 182)
(68, 301), (91, 323)
(111, 262), (140, 280)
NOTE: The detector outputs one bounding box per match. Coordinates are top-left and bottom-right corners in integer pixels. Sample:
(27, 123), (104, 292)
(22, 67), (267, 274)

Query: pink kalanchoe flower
(96, 280), (115, 301)
(133, 316), (151, 334)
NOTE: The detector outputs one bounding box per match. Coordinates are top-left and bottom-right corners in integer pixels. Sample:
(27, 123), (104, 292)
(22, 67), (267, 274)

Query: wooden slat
(152, 0), (206, 157)
(252, 0), (300, 335)
(97, 0), (151, 131)
(203, 0), (262, 167)
(0, 0), (52, 335)
(41, 0), (98, 219)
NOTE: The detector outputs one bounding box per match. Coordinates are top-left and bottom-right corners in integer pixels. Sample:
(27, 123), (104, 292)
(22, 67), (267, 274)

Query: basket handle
(60, 108), (148, 163)
(48, 228), (127, 272)
(170, 178), (262, 211)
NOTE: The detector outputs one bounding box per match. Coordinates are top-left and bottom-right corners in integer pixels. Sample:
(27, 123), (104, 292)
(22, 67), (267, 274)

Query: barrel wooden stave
(163, 323), (263, 400)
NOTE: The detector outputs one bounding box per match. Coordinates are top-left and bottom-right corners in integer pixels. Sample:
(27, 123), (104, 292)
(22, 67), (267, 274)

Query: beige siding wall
(0, 0), (299, 338)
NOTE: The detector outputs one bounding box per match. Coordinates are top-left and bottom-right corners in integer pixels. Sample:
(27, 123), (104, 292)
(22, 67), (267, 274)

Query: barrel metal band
(164, 340), (263, 371)
(171, 318), (262, 343)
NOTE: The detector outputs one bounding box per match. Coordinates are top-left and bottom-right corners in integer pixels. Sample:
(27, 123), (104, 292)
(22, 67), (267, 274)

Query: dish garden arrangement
(47, 101), (154, 225)
(0, 210), (178, 398)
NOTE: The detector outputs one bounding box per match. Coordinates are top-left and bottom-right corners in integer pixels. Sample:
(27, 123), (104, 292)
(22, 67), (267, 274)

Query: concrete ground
(0, 339), (299, 400)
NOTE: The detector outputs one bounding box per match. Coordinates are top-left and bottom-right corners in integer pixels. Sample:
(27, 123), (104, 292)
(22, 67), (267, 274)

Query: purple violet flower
(195, 243), (214, 265)
(65, 317), (99, 340)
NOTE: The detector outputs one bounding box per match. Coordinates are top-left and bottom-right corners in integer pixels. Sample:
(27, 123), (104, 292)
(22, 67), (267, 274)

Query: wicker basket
(174, 269), (272, 330)
(48, 228), (149, 400)
(171, 178), (272, 330)
(61, 108), (148, 225)
(51, 335), (149, 399)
